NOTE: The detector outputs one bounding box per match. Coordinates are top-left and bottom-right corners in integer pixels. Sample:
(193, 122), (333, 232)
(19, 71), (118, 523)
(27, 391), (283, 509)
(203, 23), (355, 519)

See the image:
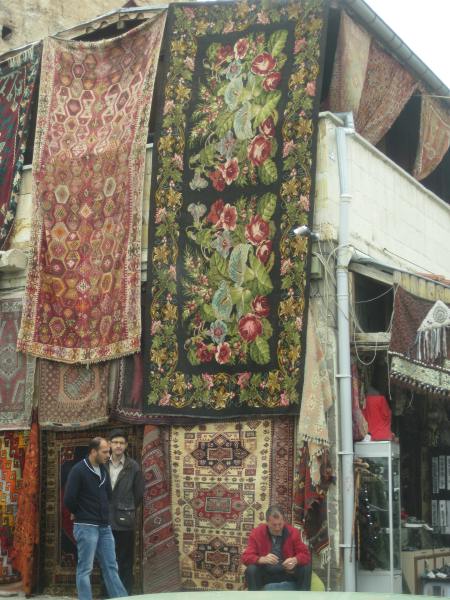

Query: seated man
(242, 505), (310, 591)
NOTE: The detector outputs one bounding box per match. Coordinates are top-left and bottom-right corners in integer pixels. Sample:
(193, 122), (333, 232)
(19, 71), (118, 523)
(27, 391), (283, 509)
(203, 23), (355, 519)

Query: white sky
(364, 0), (450, 89)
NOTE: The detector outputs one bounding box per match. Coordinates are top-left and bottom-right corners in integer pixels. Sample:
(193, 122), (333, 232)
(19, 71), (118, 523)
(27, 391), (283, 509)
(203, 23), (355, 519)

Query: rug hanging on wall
(389, 286), (450, 398)
(0, 430), (29, 583)
(143, 0), (327, 417)
(170, 417), (295, 591)
(17, 13), (166, 364)
(11, 422), (39, 595)
(40, 427), (143, 595)
(142, 425), (181, 593)
(38, 359), (114, 429)
(0, 297), (35, 429)
(0, 45), (40, 249)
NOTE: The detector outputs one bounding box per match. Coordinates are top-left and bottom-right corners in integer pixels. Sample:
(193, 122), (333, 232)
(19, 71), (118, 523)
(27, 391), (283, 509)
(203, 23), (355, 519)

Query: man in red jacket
(242, 505), (311, 591)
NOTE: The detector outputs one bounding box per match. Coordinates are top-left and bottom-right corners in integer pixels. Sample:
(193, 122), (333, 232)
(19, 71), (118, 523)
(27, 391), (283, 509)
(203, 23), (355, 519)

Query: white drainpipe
(334, 112), (356, 591)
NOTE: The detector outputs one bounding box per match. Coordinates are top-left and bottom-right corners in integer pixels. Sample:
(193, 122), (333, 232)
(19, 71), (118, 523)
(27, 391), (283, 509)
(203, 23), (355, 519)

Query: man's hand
(282, 557), (298, 571)
(257, 553), (279, 565)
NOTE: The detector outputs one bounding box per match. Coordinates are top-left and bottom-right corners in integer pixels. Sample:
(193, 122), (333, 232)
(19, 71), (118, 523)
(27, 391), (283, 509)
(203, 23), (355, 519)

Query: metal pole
(334, 112), (356, 592)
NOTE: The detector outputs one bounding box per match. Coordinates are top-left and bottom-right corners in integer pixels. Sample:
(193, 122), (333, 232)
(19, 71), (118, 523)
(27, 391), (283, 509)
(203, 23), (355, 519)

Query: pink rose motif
(159, 392), (171, 406)
(252, 295), (270, 318)
(206, 199), (224, 224)
(238, 314), (263, 342)
(306, 81), (316, 96)
(280, 392), (289, 406)
(234, 38), (249, 59)
(237, 372), (251, 388)
(217, 44), (234, 64)
(209, 169), (226, 192)
(219, 158), (239, 185)
(256, 240), (272, 264)
(259, 116), (275, 138)
(215, 342), (232, 364)
(248, 135), (272, 167)
(151, 320), (162, 334)
(196, 342), (214, 363)
(202, 373), (214, 389)
(245, 215), (270, 246)
(251, 52), (276, 75)
(219, 203), (238, 231)
(263, 72), (281, 92)
(294, 38), (306, 54)
(155, 208), (167, 224)
(283, 139), (295, 158)
(299, 195), (310, 211)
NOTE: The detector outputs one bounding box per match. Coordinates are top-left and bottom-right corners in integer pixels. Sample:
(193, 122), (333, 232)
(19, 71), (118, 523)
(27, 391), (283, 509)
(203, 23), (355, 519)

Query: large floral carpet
(17, 14), (166, 364)
(40, 427), (143, 595)
(0, 45), (40, 248)
(0, 297), (35, 429)
(0, 431), (28, 583)
(169, 417), (295, 590)
(143, 0), (327, 417)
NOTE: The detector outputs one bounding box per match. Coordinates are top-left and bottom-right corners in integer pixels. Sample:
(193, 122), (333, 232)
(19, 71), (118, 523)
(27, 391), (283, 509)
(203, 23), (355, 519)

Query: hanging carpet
(144, 0), (327, 417)
(0, 296), (35, 430)
(0, 430), (28, 583)
(40, 426), (143, 595)
(0, 45), (40, 249)
(142, 425), (181, 593)
(413, 90), (450, 181)
(169, 417), (295, 591)
(389, 286), (450, 398)
(11, 422), (39, 595)
(38, 359), (113, 429)
(17, 14), (166, 364)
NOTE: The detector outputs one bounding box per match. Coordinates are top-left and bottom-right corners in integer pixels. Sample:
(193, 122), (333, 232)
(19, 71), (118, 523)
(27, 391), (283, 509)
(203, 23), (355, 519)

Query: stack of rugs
(0, 0), (334, 594)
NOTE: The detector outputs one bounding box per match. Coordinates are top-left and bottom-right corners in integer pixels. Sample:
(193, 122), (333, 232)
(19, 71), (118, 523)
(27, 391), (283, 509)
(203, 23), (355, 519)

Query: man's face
(92, 439), (110, 466)
(267, 514), (285, 536)
(110, 436), (127, 460)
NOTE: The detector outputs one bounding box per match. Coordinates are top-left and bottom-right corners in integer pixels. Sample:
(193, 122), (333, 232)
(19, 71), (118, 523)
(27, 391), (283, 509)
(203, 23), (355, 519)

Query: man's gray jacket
(107, 456), (144, 531)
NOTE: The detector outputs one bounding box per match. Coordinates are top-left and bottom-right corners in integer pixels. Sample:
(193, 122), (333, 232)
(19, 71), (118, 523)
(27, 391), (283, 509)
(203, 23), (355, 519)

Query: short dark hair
(109, 429), (128, 442)
(266, 505), (285, 521)
(88, 437), (106, 453)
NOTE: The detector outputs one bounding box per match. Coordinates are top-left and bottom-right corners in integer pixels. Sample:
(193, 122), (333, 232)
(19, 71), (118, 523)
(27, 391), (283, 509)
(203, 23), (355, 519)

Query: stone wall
(0, 0), (170, 54)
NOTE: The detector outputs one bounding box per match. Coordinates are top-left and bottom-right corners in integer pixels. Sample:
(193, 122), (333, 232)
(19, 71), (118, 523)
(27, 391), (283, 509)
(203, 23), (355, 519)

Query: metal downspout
(334, 112), (356, 592)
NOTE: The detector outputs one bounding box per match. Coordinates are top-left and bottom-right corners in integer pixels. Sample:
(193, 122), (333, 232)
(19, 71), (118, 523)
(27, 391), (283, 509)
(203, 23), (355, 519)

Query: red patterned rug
(0, 431), (28, 583)
(38, 359), (112, 429)
(0, 45), (40, 248)
(18, 14), (166, 364)
(142, 425), (181, 593)
(0, 297), (35, 430)
(169, 417), (295, 591)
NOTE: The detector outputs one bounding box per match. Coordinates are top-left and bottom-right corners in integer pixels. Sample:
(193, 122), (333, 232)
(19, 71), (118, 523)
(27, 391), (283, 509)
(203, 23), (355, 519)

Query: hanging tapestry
(142, 425), (181, 593)
(389, 286), (450, 398)
(293, 443), (334, 564)
(355, 40), (417, 145)
(0, 297), (35, 430)
(170, 418), (294, 591)
(327, 12), (370, 116)
(11, 422), (39, 595)
(413, 91), (450, 180)
(0, 430), (28, 583)
(0, 45), (40, 249)
(144, 0), (327, 418)
(40, 427), (142, 595)
(298, 303), (333, 485)
(38, 359), (112, 429)
(17, 13), (166, 364)
(113, 353), (146, 423)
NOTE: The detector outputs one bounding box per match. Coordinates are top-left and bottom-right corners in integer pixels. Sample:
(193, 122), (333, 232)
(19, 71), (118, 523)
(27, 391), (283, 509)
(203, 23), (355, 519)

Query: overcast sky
(364, 0), (450, 89)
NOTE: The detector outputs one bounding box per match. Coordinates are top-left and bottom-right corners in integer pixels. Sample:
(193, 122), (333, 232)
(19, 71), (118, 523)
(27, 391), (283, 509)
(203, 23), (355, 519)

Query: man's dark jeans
(245, 562), (311, 591)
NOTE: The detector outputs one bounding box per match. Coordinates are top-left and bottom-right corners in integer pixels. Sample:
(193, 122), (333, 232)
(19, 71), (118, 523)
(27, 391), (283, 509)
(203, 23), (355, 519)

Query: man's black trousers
(245, 562), (311, 591)
(112, 529), (135, 594)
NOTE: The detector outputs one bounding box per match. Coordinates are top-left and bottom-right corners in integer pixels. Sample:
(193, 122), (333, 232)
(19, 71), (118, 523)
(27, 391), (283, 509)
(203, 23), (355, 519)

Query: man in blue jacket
(63, 436), (127, 600)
